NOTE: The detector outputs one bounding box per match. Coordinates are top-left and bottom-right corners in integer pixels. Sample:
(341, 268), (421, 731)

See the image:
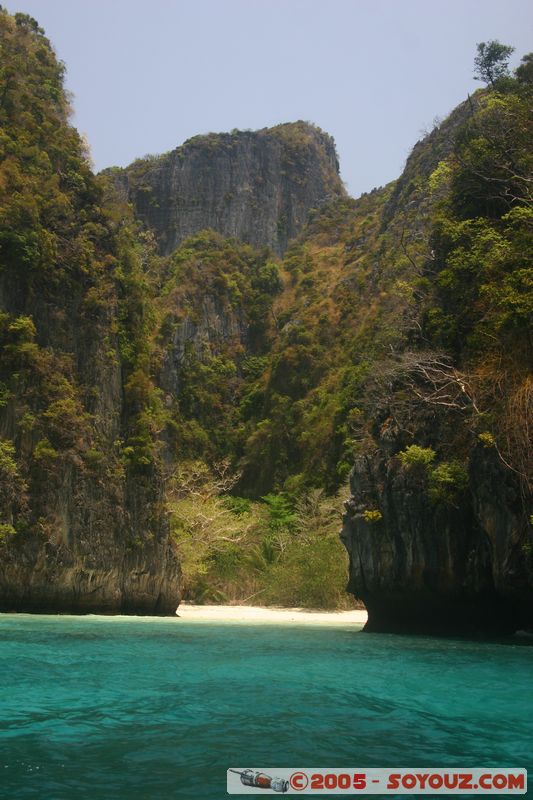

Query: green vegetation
(154, 230), (281, 463)
(0, 8), (169, 547)
(420, 58), (532, 491)
(428, 461), (469, 506)
(474, 40), (515, 87)
(396, 446), (469, 505)
(397, 446), (437, 470)
(167, 462), (353, 608)
(362, 509), (382, 523)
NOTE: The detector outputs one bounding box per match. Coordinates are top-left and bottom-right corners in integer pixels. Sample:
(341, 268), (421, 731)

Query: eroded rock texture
(113, 122), (344, 256)
(341, 445), (532, 636)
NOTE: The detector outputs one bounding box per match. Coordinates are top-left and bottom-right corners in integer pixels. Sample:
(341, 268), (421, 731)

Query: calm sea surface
(0, 614), (531, 799)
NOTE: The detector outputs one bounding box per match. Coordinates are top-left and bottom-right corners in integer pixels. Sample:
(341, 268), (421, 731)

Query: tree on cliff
(474, 40), (515, 87)
(515, 52), (533, 86)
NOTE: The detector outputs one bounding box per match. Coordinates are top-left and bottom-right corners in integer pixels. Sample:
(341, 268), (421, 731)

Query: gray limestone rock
(111, 122), (345, 256)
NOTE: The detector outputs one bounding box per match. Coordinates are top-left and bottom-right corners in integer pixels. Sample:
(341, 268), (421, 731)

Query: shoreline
(176, 603), (368, 625)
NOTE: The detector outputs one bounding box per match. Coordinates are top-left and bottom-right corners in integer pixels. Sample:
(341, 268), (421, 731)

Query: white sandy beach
(176, 603), (368, 625)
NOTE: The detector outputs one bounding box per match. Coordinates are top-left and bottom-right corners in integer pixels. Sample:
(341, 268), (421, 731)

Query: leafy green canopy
(474, 40), (515, 87)
(0, 9), (167, 545)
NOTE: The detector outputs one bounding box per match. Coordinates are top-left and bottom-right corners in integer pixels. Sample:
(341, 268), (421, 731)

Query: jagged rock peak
(109, 121), (345, 256)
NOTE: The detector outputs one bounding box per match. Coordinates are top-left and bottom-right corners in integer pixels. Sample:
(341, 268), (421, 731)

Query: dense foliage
(167, 460), (353, 607)
(0, 9), (166, 549)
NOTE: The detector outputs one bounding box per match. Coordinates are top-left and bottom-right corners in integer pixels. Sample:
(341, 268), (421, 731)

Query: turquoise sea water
(0, 614), (531, 799)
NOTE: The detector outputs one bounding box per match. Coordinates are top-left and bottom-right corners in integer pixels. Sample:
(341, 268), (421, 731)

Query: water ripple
(0, 614), (531, 799)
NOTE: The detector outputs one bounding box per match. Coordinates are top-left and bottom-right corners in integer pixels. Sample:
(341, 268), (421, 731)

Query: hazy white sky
(7, 0), (532, 196)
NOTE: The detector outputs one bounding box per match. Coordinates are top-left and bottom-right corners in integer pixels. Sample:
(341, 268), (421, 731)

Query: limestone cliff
(341, 439), (532, 636)
(112, 122), (344, 256)
(337, 85), (533, 635)
(0, 11), (180, 614)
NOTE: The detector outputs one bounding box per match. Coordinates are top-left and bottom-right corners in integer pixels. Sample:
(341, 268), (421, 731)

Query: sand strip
(176, 604), (367, 625)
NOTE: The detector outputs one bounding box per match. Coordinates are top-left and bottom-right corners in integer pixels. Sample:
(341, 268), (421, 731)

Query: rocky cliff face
(337, 84), (533, 635)
(0, 210), (182, 616)
(0, 467), (181, 615)
(341, 445), (532, 636)
(0, 240), (181, 614)
(112, 122), (344, 256)
(0, 10), (180, 615)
